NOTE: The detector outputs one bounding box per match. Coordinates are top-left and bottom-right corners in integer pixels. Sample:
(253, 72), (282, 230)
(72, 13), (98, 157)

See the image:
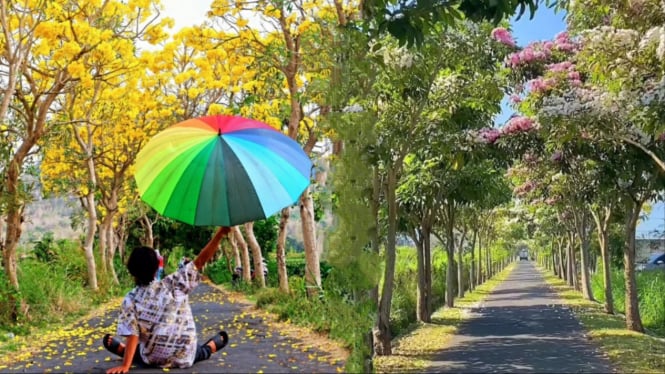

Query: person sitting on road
(102, 227), (231, 374)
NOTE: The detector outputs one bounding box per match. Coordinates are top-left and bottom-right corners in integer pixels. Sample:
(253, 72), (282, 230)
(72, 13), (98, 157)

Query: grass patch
(539, 269), (665, 374)
(590, 269), (665, 336)
(375, 262), (517, 373)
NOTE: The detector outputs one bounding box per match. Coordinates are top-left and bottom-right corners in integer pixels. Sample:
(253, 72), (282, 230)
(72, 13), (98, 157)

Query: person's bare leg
(106, 335), (125, 356)
(206, 340), (217, 353)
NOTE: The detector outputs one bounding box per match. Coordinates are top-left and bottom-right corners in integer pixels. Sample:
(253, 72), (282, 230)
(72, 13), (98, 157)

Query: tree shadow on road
(426, 304), (613, 373)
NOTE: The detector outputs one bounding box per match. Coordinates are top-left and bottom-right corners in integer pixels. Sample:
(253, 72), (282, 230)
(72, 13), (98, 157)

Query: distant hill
(21, 196), (83, 245)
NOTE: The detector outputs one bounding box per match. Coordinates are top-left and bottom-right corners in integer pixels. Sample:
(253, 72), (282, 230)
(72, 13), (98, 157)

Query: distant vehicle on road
(636, 252), (665, 272)
(519, 249), (529, 261)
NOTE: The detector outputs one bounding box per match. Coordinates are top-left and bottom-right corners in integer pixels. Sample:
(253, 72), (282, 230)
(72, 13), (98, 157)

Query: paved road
(0, 282), (345, 373)
(429, 261), (614, 373)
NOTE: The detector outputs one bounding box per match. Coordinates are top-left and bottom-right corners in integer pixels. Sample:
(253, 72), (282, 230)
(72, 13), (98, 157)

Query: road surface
(0, 282), (345, 373)
(429, 261), (614, 373)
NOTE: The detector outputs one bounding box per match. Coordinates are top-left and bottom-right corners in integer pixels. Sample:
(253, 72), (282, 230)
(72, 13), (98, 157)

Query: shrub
(591, 268), (665, 335)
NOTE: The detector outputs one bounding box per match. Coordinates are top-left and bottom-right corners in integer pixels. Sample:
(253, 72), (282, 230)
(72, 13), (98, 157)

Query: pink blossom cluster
(491, 27), (516, 47)
(658, 133), (665, 141)
(553, 31), (577, 52)
(505, 31), (580, 69)
(505, 41), (552, 67)
(546, 61), (574, 73)
(477, 127), (501, 144)
(514, 180), (537, 196)
(568, 71), (582, 87)
(510, 94), (522, 104)
(502, 116), (536, 134)
(545, 61), (582, 87)
(528, 77), (557, 94)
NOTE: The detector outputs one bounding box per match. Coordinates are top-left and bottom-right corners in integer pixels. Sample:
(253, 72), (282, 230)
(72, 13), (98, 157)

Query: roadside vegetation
(590, 269), (665, 336)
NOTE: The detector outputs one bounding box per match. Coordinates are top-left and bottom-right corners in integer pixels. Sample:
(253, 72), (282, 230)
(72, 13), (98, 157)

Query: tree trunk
(570, 233), (579, 291)
(623, 200), (644, 332)
(469, 230), (477, 291)
(557, 238), (566, 281)
(445, 204), (456, 308)
(80, 190), (99, 291)
(477, 233), (482, 286)
(566, 234), (574, 287)
(574, 211), (594, 300)
(423, 224), (432, 318)
(105, 216), (119, 285)
(415, 222), (432, 323)
(415, 230), (426, 322)
(457, 228), (467, 298)
(486, 244), (491, 279)
(232, 226), (252, 282)
(229, 231), (241, 268)
(244, 222), (266, 288)
(300, 187), (321, 297)
(276, 207), (290, 293)
(456, 244), (464, 298)
(139, 214), (154, 248)
(591, 206), (614, 314)
(373, 169), (398, 356)
(116, 214), (129, 263)
(99, 213), (119, 285)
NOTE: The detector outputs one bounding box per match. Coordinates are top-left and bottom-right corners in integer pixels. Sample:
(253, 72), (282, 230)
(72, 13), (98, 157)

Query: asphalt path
(0, 282), (345, 373)
(429, 261), (614, 373)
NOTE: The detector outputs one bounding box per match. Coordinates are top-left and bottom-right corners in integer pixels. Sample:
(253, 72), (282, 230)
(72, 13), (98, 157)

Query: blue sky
(498, 6), (664, 237)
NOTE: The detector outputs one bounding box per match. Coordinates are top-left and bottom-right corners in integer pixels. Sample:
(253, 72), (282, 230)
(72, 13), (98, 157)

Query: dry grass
(539, 269), (665, 374)
(375, 263), (517, 373)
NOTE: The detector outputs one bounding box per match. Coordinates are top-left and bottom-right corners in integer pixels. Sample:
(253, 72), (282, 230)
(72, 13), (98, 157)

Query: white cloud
(159, 0), (212, 30)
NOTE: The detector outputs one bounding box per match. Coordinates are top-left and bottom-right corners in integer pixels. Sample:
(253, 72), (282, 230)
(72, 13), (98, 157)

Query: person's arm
(193, 227), (230, 270)
(106, 335), (139, 374)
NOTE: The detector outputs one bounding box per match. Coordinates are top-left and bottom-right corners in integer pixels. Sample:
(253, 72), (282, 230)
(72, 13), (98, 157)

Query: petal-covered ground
(0, 282), (347, 373)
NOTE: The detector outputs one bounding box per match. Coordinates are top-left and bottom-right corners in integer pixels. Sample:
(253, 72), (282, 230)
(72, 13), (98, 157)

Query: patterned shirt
(116, 261), (200, 368)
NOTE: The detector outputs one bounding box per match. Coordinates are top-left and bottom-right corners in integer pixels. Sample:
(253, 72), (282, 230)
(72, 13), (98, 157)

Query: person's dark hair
(127, 246), (159, 286)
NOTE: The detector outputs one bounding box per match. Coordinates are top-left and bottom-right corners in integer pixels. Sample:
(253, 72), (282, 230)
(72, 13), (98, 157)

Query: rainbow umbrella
(134, 115), (312, 226)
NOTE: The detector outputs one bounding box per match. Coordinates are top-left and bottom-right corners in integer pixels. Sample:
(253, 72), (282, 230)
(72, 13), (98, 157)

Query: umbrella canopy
(134, 115), (312, 226)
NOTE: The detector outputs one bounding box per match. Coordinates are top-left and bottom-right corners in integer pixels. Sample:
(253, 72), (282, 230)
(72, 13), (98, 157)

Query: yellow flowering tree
(43, 76), (169, 285)
(208, 0), (358, 294)
(1, 0), (169, 292)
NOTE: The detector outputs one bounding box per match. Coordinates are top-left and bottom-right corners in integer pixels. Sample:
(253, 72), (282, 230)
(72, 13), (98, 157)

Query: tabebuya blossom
(546, 61), (574, 73)
(476, 127), (501, 144)
(505, 41), (552, 67)
(502, 116), (537, 134)
(491, 27), (516, 47)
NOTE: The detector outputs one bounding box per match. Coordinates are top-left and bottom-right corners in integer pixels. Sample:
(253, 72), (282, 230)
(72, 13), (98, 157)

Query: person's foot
(205, 331), (229, 353)
(103, 334), (125, 356)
